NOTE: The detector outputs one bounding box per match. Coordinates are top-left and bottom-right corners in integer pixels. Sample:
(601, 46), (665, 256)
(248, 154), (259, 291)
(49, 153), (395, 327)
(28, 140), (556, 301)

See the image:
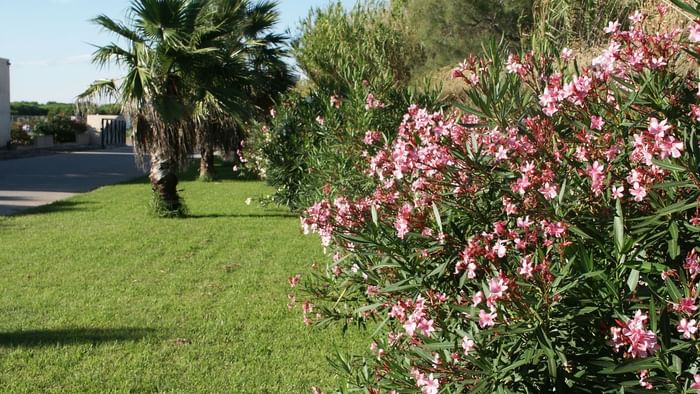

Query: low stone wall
(33, 135), (54, 148)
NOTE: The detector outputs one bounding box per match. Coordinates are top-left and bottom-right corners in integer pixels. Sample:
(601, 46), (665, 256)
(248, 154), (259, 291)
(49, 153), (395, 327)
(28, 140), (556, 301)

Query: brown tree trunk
(199, 146), (215, 180)
(150, 153), (181, 215)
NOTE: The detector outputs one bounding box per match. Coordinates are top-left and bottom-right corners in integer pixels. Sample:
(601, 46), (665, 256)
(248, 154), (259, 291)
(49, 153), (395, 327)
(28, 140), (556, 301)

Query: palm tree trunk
(150, 153), (182, 215)
(199, 146), (215, 180)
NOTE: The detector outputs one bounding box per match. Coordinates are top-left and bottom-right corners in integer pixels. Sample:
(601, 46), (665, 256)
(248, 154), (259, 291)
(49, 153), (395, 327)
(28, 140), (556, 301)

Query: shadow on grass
(5, 200), (96, 217)
(187, 213), (296, 219)
(0, 327), (156, 347)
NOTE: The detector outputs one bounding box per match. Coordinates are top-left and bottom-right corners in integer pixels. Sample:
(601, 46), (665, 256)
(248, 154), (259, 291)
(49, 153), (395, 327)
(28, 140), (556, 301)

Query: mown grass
(0, 163), (365, 393)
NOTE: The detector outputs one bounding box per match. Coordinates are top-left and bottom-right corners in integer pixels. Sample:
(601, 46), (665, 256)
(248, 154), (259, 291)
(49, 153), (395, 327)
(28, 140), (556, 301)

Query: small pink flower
(462, 336), (475, 354)
(691, 374), (700, 389)
(677, 318), (697, 339)
(472, 291), (483, 307)
(518, 256), (534, 279)
(538, 182), (559, 200)
(421, 373), (439, 394)
(418, 318), (435, 337)
(612, 185), (624, 199)
(478, 309), (496, 328)
(629, 10), (643, 24)
(629, 182), (647, 202)
(330, 95), (342, 108)
(591, 115), (605, 130)
(648, 117), (671, 137)
(690, 22), (700, 42)
(561, 47), (574, 61)
(604, 20), (620, 34)
(315, 116), (324, 126)
(365, 93), (385, 110)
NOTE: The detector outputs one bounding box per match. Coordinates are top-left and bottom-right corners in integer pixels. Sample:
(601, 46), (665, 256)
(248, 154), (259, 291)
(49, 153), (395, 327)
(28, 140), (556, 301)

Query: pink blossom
(472, 291), (483, 306)
(639, 369), (653, 390)
(478, 309), (496, 328)
(629, 10), (643, 24)
(315, 115), (324, 126)
(421, 373), (439, 394)
(561, 47), (574, 61)
(629, 182), (647, 202)
(690, 22), (700, 42)
(330, 95), (342, 108)
(612, 185), (624, 199)
(365, 93), (385, 110)
(648, 118), (671, 138)
(363, 130), (381, 145)
(677, 318), (698, 339)
(590, 116), (605, 130)
(488, 276), (508, 298)
(539, 182), (559, 200)
(518, 256), (534, 279)
(418, 318), (435, 337)
(691, 374), (700, 389)
(604, 20), (620, 34)
(609, 310), (659, 359)
(462, 336), (475, 355)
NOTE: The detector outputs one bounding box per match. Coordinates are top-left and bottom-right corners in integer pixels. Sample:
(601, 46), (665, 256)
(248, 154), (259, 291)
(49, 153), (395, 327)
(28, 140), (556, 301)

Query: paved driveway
(0, 147), (147, 215)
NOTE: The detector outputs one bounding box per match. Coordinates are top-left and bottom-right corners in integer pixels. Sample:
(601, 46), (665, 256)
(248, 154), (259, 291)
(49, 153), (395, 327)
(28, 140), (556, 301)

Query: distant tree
(400, 0), (534, 73)
(293, 1), (424, 93)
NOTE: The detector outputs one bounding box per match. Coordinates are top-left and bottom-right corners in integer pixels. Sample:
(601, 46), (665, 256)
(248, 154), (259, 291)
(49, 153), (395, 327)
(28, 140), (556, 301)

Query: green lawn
(0, 165), (364, 393)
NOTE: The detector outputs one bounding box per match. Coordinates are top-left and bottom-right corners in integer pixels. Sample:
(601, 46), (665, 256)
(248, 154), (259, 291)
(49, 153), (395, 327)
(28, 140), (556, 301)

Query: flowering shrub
(255, 75), (442, 210)
(297, 5), (700, 393)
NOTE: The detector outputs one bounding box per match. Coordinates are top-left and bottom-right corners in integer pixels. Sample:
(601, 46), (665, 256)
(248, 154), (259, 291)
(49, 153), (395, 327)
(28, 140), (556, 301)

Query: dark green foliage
(10, 126), (32, 145)
(10, 101), (74, 117)
(260, 71), (443, 211)
(292, 1), (424, 92)
(33, 117), (88, 143)
(400, 0), (534, 73)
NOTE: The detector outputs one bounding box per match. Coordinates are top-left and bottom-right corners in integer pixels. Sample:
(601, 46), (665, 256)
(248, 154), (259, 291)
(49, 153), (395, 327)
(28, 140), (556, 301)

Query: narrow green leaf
(627, 269), (640, 293)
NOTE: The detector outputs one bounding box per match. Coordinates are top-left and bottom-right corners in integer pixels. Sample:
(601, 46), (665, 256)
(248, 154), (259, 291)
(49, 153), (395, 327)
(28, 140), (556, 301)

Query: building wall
(0, 58), (9, 147)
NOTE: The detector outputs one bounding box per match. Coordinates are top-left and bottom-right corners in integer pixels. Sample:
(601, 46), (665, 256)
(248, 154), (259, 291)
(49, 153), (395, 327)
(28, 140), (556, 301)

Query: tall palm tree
(79, 0), (290, 213)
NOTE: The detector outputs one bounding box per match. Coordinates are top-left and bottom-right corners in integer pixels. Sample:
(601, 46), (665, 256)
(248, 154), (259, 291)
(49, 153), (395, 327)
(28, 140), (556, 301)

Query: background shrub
(33, 116), (87, 143)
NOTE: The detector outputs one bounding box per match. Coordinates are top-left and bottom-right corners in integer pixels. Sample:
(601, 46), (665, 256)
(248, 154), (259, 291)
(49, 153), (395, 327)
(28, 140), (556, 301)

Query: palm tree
(191, 0), (294, 180)
(79, 0), (290, 213)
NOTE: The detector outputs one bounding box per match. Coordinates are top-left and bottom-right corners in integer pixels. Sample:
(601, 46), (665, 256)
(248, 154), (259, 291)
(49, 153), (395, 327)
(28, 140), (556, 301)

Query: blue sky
(0, 0), (357, 103)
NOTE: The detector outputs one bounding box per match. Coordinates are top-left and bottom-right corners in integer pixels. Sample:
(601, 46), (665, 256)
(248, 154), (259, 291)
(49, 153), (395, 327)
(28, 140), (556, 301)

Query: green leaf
(665, 278), (682, 302)
(651, 159), (686, 173)
(614, 199), (625, 253)
(370, 204), (378, 226)
(627, 269), (640, 293)
(432, 202), (442, 233)
(604, 357), (659, 374)
(668, 221), (680, 259)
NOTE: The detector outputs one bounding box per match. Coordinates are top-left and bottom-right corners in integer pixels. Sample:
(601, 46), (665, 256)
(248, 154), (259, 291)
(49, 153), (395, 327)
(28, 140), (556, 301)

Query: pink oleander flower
(648, 117), (671, 137)
(418, 318), (435, 337)
(604, 20), (620, 34)
(561, 47), (574, 61)
(315, 115), (324, 126)
(591, 115), (605, 130)
(462, 336), (475, 355)
(420, 373), (439, 394)
(539, 182), (559, 200)
(676, 298), (699, 316)
(472, 291), (483, 306)
(612, 185), (624, 199)
(639, 369), (653, 390)
(629, 182), (647, 202)
(691, 374), (700, 389)
(690, 21), (700, 42)
(609, 310), (659, 359)
(365, 93), (385, 110)
(488, 275), (508, 299)
(518, 256), (534, 279)
(479, 309), (496, 328)
(363, 130), (381, 145)
(330, 95), (342, 108)
(677, 318), (698, 339)
(629, 10), (643, 25)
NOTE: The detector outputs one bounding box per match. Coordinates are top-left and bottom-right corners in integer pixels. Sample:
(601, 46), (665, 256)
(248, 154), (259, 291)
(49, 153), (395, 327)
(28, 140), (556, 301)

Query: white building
(0, 58), (9, 147)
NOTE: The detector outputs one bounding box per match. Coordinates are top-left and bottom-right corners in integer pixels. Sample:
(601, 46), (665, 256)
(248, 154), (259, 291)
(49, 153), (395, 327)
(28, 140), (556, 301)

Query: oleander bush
(33, 116), (87, 143)
(297, 3), (700, 392)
